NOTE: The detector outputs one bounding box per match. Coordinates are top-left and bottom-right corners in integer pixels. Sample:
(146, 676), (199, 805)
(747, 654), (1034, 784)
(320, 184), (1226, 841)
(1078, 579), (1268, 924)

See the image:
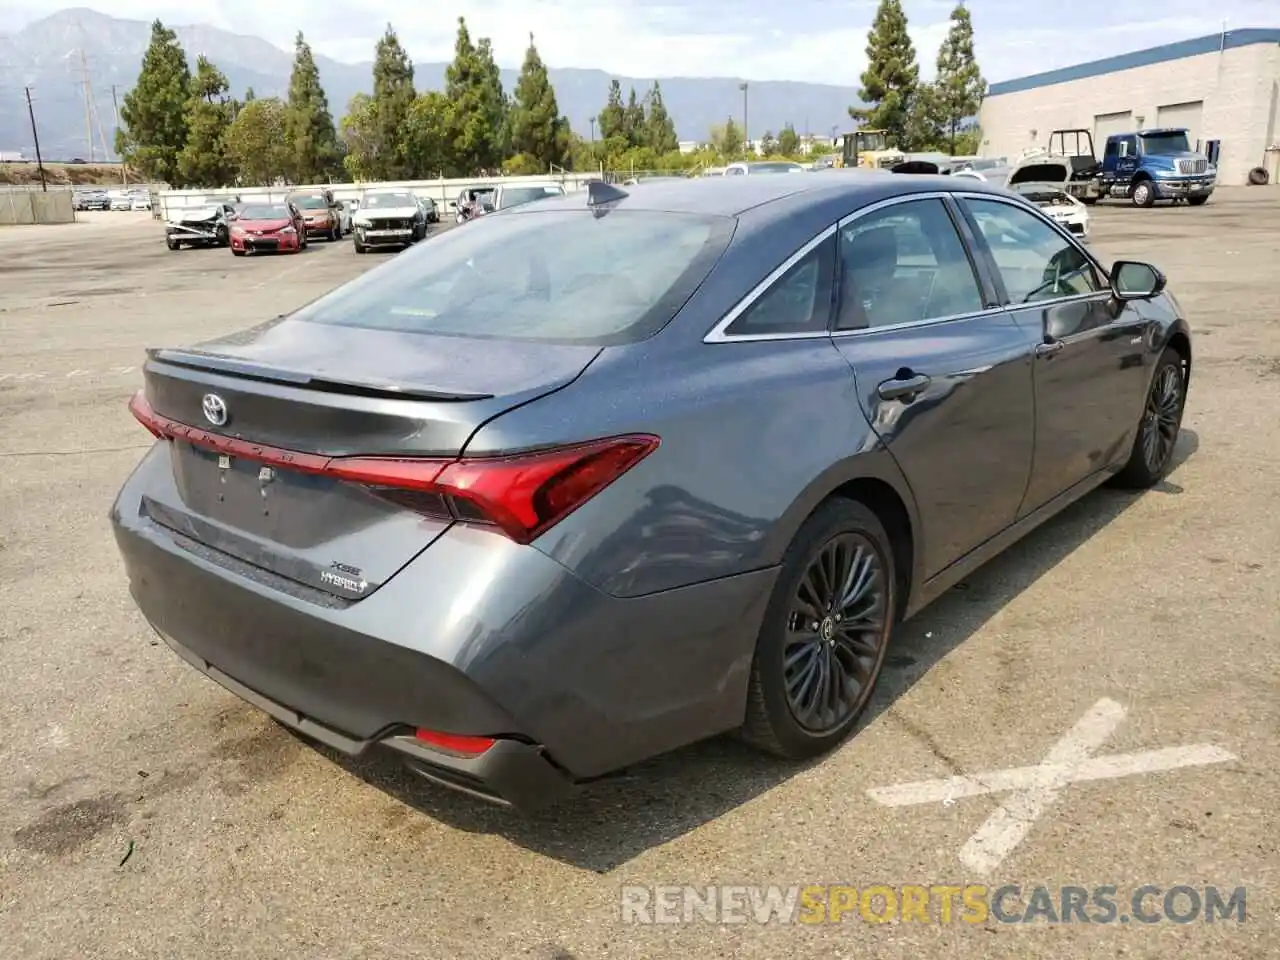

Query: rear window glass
(294, 196), (328, 210)
(294, 210), (734, 345)
(498, 185), (565, 208)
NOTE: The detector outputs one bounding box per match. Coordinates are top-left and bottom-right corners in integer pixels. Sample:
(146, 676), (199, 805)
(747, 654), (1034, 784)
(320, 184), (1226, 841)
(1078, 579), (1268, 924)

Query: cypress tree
(115, 20), (190, 185)
(934, 3), (987, 154)
(643, 82), (678, 153)
(597, 80), (626, 141)
(622, 87), (646, 148)
(371, 24), (416, 180)
(510, 33), (569, 170)
(177, 55), (235, 188)
(850, 0), (919, 151)
(284, 32), (340, 184)
(444, 18), (509, 174)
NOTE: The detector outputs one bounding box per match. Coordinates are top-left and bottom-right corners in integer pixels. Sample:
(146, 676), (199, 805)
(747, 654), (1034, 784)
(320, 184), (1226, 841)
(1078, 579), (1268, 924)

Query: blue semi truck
(1044, 127), (1216, 208)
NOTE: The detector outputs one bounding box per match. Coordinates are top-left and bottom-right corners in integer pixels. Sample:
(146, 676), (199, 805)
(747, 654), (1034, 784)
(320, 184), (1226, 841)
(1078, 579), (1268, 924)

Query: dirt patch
(12, 793), (127, 856)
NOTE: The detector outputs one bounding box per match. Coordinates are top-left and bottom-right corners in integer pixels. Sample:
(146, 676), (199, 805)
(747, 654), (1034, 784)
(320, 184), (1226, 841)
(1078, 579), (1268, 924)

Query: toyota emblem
(201, 393), (228, 426)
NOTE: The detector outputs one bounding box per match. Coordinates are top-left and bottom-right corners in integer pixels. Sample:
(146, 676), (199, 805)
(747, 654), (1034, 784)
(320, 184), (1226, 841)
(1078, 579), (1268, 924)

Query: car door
(828, 195), (1038, 580)
(956, 194), (1151, 516)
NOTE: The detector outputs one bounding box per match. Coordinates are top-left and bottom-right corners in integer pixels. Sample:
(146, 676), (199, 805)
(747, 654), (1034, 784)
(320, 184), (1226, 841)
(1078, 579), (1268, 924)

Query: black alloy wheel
(742, 499), (895, 759)
(1114, 346), (1186, 488)
(1141, 362), (1182, 475)
(785, 532), (889, 733)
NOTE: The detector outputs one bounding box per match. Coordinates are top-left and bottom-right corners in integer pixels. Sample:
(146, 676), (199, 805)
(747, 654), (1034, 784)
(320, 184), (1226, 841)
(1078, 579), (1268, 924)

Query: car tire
(1131, 179), (1156, 208)
(1111, 347), (1187, 489)
(165, 237), (180, 251)
(231, 248), (245, 257)
(1080, 197), (1098, 206)
(1187, 195), (1209, 207)
(740, 497), (896, 761)
(354, 239), (367, 254)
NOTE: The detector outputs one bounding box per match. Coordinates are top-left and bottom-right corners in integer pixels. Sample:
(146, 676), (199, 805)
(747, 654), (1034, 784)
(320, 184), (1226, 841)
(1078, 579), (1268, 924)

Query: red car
(229, 201), (307, 256)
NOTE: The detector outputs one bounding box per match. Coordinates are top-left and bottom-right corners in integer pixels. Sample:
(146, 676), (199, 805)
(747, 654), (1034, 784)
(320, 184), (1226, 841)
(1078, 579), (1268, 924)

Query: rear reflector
(414, 729), (496, 756)
(128, 390), (659, 544)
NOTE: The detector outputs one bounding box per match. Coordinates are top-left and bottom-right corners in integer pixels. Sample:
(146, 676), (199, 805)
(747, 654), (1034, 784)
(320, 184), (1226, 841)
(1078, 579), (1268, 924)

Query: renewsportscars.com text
(619, 884), (1247, 925)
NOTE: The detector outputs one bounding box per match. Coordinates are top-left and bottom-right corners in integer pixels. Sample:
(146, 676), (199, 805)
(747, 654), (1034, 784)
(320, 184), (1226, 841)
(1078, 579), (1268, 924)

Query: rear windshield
(294, 196), (328, 210)
(293, 210), (734, 345)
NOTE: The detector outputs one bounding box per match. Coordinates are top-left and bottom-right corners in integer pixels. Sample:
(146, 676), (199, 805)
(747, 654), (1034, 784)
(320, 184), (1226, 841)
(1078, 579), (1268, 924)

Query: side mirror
(1110, 260), (1166, 300)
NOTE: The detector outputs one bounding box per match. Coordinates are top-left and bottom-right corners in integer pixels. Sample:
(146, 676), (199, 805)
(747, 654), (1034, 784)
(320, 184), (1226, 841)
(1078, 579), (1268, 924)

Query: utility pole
(738, 81), (749, 156)
(111, 84), (128, 186)
(25, 87), (47, 191)
(79, 48), (94, 162)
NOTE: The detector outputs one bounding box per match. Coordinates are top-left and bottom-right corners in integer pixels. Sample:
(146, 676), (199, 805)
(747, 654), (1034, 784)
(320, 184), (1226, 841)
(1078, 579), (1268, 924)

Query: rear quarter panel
(464, 336), (910, 599)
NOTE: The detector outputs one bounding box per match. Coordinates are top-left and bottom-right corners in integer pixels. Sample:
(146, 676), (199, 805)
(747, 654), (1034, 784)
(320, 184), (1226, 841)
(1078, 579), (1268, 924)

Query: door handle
(877, 373), (932, 402)
(1035, 340), (1065, 358)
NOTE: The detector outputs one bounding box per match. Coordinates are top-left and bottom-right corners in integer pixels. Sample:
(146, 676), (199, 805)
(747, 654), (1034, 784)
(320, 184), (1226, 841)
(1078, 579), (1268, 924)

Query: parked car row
(74, 187), (152, 211)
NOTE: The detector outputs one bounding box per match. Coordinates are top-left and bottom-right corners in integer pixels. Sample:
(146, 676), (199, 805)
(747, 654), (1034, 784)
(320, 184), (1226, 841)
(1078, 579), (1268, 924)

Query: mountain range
(0, 8), (864, 162)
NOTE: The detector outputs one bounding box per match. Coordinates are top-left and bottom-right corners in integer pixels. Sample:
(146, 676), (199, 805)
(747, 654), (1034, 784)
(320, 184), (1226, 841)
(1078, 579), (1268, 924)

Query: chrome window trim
(702, 187), (1114, 346)
(702, 223), (838, 343)
(830, 305), (1007, 339)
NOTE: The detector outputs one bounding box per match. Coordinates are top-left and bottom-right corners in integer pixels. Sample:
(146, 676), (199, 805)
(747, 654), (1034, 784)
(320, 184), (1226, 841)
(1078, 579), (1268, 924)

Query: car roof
(508, 171), (1014, 219)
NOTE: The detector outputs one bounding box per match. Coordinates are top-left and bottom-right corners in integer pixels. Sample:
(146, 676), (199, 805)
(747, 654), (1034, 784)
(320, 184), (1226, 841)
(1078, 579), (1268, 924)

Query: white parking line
(867, 698), (1237, 874)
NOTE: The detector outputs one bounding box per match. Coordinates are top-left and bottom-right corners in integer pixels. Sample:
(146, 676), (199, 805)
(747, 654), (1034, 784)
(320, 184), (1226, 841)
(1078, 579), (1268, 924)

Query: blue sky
(3, 0), (1277, 84)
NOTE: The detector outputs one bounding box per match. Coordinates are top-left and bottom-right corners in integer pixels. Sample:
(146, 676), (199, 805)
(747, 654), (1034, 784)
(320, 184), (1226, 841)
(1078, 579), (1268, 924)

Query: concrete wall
(158, 173), (602, 221)
(980, 42), (1280, 185)
(0, 188), (77, 225)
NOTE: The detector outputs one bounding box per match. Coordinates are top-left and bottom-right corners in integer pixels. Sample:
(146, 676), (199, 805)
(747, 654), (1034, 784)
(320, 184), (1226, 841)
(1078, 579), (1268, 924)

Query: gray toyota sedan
(112, 173), (1191, 811)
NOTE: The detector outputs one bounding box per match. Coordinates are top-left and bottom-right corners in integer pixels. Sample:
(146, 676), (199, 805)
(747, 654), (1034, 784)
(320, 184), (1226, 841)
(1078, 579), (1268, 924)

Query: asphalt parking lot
(1, 195), (1277, 958)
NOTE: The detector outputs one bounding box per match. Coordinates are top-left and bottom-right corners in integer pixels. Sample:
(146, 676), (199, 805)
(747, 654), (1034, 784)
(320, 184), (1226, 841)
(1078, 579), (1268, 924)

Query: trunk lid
(138, 317), (601, 600)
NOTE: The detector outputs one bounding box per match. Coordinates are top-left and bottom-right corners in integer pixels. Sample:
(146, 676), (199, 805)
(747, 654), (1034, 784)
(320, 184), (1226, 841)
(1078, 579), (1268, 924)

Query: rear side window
(294, 210), (734, 345)
(724, 235), (836, 336)
(835, 198), (985, 330)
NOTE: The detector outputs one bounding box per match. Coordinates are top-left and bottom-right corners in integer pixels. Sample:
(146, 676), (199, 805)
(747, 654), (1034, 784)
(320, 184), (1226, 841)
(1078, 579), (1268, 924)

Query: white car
(351, 190), (427, 253)
(334, 200), (353, 235)
(490, 182), (566, 212)
(129, 193), (151, 211)
(1004, 158), (1091, 240)
(723, 161), (807, 176)
(108, 190), (132, 211)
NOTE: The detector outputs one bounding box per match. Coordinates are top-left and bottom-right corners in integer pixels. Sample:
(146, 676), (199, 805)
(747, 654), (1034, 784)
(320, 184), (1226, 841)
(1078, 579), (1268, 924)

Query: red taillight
(127, 390), (658, 543)
(414, 729), (495, 756)
(129, 390), (165, 438)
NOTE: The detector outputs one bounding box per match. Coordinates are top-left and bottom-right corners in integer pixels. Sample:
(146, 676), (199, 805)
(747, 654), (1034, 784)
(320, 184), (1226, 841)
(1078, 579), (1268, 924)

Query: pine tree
(934, 3), (986, 154)
(713, 117), (742, 158)
(622, 87), (646, 148)
(851, 0), (919, 151)
(444, 18), (508, 175)
(115, 20), (190, 185)
(597, 80), (625, 141)
(776, 123), (801, 156)
(244, 87), (256, 102)
(370, 23), (416, 180)
(474, 38), (511, 166)
(177, 56), (235, 187)
(510, 33), (569, 171)
(284, 32), (340, 184)
(339, 93), (379, 181)
(643, 82), (678, 154)
(225, 96), (287, 185)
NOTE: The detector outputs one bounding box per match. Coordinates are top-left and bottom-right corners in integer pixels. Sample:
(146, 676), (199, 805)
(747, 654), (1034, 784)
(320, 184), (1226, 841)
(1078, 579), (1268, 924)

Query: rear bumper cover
(110, 448), (773, 808)
(159, 629), (573, 810)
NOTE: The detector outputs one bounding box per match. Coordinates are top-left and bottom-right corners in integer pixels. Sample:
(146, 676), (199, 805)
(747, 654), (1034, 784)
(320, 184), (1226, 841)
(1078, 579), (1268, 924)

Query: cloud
(2, 0), (1274, 85)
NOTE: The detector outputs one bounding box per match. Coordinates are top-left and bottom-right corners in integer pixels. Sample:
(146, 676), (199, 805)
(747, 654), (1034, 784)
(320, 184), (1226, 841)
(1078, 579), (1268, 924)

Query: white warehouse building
(979, 29), (1280, 186)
